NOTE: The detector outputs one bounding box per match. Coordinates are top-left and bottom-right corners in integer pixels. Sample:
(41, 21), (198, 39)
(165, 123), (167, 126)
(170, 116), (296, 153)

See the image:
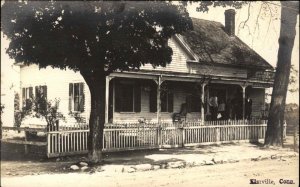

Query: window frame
(69, 82), (85, 112)
(149, 84), (173, 113)
(114, 81), (141, 113)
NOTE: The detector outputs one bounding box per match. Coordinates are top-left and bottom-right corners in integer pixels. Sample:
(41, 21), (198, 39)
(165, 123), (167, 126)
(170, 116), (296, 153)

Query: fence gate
(160, 124), (184, 148)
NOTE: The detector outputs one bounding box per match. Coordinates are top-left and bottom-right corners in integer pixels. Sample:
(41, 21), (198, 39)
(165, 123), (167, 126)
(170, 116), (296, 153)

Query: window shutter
(149, 85), (157, 112)
(29, 87), (33, 98)
(80, 83), (85, 112)
(35, 86), (39, 98)
(43, 86), (47, 99)
(69, 83), (73, 111)
(134, 84), (141, 112)
(108, 80), (114, 121)
(168, 92), (173, 112)
(22, 88), (25, 99)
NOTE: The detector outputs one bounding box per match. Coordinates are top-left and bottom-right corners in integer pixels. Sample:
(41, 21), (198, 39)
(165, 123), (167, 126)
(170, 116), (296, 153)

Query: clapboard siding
(249, 88), (265, 118)
(140, 38), (189, 73)
(20, 65), (91, 125)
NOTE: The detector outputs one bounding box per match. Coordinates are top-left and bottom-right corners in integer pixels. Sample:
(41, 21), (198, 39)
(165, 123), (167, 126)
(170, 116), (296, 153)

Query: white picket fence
(47, 124), (89, 157)
(46, 120), (275, 158)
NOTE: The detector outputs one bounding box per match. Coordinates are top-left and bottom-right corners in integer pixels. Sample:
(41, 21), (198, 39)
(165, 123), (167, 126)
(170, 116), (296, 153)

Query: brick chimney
(224, 9), (236, 36)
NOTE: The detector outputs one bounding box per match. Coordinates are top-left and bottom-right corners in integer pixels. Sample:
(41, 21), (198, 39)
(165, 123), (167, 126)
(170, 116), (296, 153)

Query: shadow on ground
(1, 135), (298, 177)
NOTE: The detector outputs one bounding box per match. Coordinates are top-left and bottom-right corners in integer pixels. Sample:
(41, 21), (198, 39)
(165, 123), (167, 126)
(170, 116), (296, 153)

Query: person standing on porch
(218, 99), (226, 120)
(245, 96), (252, 120)
(209, 94), (218, 120)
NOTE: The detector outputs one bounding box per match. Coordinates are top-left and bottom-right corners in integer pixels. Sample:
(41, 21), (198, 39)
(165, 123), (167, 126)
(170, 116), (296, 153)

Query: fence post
(47, 130), (50, 157)
(215, 127), (220, 142)
(181, 126), (185, 147)
(24, 130), (28, 155)
(283, 121), (287, 141)
(157, 124), (161, 148)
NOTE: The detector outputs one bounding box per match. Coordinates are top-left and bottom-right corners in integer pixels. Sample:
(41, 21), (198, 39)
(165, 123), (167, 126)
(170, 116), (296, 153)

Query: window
(149, 85), (173, 113)
(69, 83), (85, 112)
(22, 87), (33, 109)
(35, 85), (47, 111)
(186, 94), (201, 112)
(115, 81), (141, 112)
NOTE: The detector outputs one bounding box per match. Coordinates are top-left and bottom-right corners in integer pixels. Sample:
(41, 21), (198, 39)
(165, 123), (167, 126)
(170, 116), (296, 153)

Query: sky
(1, 1), (299, 104)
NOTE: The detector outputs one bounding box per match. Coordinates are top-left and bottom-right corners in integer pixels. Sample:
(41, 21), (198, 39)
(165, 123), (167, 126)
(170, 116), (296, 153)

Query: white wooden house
(18, 10), (274, 126)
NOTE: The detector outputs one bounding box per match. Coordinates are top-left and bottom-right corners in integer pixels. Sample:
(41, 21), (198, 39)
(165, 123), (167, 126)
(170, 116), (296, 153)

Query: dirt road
(1, 157), (298, 187)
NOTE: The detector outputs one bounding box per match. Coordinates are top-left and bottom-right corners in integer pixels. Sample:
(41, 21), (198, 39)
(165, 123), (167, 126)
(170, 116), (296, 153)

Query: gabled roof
(180, 18), (274, 70)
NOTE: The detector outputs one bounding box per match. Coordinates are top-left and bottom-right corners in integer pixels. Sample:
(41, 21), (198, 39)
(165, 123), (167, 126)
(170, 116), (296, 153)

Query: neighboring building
(18, 9), (274, 125)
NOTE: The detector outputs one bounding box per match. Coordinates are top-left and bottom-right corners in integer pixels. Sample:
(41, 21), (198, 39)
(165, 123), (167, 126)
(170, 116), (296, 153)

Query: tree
(192, 1), (299, 147)
(1, 1), (192, 162)
(265, 1), (299, 146)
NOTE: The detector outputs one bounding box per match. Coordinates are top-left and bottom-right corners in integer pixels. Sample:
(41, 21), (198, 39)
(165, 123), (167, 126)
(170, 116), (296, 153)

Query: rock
(287, 153), (298, 158)
(251, 156), (261, 161)
(204, 160), (215, 165)
(212, 158), (223, 164)
(127, 167), (136, 173)
(96, 167), (105, 172)
(227, 159), (239, 163)
(152, 165), (160, 170)
(160, 163), (167, 169)
(185, 161), (195, 167)
(81, 166), (89, 171)
(134, 164), (152, 171)
(79, 162), (88, 167)
(167, 161), (185, 169)
(260, 156), (269, 160)
(122, 166), (136, 173)
(56, 158), (61, 162)
(193, 160), (205, 166)
(6, 172), (11, 175)
(70, 165), (80, 170)
(271, 155), (277, 159)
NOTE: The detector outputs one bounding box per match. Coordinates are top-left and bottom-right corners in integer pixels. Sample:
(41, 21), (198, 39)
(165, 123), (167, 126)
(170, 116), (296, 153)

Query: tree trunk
(265, 2), (298, 146)
(81, 70), (106, 163)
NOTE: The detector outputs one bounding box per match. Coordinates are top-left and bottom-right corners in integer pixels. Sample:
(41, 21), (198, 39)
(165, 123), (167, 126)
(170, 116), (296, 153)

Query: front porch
(105, 72), (269, 124)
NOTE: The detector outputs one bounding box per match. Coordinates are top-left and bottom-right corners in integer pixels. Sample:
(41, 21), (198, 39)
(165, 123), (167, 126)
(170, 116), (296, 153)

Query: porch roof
(180, 18), (274, 70)
(110, 70), (273, 87)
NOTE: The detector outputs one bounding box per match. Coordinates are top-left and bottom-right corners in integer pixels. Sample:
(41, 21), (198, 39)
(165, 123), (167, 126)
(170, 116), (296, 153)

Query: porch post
(156, 76), (162, 124)
(201, 83), (206, 123)
(242, 85), (246, 121)
(105, 76), (110, 124)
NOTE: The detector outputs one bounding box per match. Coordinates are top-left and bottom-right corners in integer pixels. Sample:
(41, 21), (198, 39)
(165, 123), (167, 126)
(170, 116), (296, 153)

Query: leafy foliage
(0, 104), (4, 125)
(0, 104), (3, 139)
(69, 111), (86, 124)
(288, 64), (299, 93)
(194, 1), (249, 12)
(14, 93), (22, 127)
(1, 1), (192, 74)
(21, 96), (65, 128)
(1, 2), (193, 161)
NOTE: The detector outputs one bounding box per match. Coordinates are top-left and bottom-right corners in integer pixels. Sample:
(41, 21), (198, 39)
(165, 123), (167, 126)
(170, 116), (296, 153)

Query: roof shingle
(181, 18), (273, 69)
